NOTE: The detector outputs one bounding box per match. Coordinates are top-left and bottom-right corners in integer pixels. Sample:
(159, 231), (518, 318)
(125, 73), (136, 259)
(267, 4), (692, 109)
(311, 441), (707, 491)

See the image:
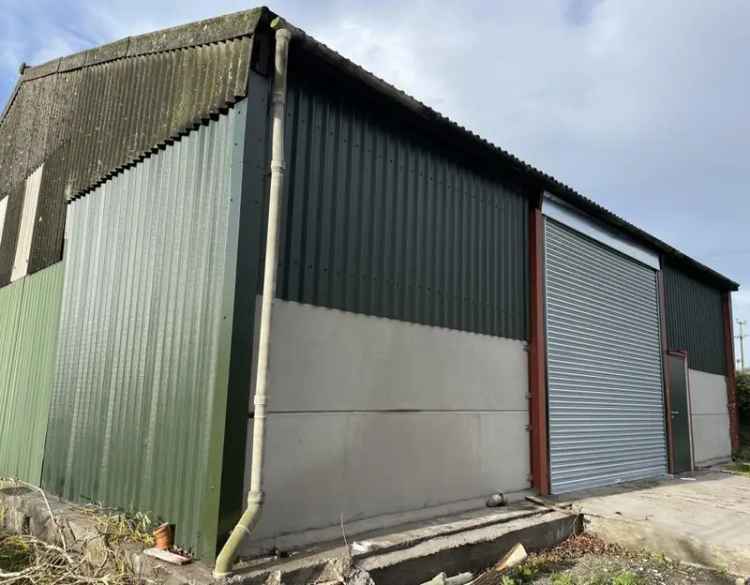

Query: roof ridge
(19, 6), (266, 82)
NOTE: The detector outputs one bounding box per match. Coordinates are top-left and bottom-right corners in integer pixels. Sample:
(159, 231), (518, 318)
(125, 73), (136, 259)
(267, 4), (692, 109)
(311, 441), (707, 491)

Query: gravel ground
(478, 533), (741, 585)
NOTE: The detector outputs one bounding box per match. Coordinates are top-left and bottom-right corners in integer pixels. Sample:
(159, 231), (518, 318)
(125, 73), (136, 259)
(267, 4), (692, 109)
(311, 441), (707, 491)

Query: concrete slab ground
(565, 470), (750, 576)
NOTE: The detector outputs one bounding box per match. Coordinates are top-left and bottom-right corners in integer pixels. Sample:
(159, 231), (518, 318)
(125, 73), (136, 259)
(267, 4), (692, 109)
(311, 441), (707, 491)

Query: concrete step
(233, 507), (582, 585)
(361, 510), (579, 585)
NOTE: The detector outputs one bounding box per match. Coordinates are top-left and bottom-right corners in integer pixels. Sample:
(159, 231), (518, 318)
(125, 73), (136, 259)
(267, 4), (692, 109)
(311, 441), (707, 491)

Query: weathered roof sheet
(0, 7), (265, 284)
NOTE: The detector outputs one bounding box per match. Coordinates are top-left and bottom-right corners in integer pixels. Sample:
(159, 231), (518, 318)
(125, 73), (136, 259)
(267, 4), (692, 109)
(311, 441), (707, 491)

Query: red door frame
(528, 201), (550, 495)
(722, 292), (740, 452)
(656, 271), (676, 474)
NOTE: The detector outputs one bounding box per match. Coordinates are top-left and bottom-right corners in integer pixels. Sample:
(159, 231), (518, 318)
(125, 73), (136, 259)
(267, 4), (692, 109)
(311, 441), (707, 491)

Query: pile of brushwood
(0, 530), (149, 585)
(0, 485), (155, 585)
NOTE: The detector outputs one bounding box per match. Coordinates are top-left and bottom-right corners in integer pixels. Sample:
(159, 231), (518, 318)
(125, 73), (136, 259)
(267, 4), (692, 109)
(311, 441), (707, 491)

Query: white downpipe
(213, 20), (292, 579)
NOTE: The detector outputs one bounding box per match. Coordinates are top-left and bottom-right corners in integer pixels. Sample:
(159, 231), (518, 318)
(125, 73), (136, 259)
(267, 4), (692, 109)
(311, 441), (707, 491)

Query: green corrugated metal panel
(277, 67), (529, 340)
(42, 101), (247, 559)
(663, 262), (726, 375)
(0, 264), (64, 483)
(0, 278), (25, 477)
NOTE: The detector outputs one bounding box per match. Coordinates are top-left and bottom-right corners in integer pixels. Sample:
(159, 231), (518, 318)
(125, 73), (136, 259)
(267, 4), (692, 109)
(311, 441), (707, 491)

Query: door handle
(671, 411), (679, 415)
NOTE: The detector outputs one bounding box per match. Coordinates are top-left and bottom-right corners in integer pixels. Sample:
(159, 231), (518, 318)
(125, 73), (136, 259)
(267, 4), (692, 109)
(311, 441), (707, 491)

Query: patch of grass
(550, 573), (575, 585)
(724, 462), (750, 476)
(505, 555), (563, 583)
(611, 570), (643, 585)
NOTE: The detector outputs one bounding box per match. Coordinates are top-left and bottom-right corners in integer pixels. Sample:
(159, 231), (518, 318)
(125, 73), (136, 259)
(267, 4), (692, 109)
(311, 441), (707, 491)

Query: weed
(611, 570), (643, 585)
(725, 462), (750, 476)
(506, 556), (558, 583)
(0, 533), (33, 573)
(551, 573), (575, 585)
(77, 506), (155, 546)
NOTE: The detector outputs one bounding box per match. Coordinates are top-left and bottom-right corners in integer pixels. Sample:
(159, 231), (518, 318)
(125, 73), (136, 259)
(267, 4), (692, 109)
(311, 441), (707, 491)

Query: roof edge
(20, 6), (267, 81)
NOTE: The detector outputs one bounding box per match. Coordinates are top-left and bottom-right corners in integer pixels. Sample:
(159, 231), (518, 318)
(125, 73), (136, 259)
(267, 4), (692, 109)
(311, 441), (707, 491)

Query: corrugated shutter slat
(545, 219), (667, 493)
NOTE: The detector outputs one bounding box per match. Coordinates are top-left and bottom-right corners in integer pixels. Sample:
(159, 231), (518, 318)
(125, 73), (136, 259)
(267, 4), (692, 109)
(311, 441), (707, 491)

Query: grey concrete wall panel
(242, 300), (530, 551)
(544, 219), (667, 493)
(42, 103), (247, 558)
(687, 368), (731, 465)
(262, 300), (529, 412)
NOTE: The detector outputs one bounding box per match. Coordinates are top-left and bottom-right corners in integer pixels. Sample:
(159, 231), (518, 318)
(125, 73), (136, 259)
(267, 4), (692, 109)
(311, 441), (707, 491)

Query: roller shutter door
(545, 219), (667, 493)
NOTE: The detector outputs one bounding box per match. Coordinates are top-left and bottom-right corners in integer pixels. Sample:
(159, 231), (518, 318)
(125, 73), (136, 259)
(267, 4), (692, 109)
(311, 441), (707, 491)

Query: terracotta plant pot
(153, 523), (174, 550)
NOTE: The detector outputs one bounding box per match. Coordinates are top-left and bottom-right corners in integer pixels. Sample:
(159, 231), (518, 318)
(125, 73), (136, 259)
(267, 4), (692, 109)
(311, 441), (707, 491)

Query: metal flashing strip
(11, 165), (44, 282)
(0, 197), (7, 248)
(542, 193), (660, 271)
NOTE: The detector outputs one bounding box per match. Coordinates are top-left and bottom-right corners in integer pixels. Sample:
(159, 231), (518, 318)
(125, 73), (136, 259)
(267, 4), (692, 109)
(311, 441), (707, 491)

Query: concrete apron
(232, 504), (580, 585)
(0, 482), (581, 585)
(565, 470), (750, 577)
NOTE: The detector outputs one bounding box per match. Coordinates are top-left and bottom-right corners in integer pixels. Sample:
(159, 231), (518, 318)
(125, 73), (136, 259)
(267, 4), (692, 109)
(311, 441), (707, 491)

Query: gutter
(213, 16), (295, 579)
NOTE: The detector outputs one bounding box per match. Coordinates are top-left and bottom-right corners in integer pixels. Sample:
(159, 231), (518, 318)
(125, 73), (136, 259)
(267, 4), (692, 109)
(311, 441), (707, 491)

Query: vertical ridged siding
(277, 70), (529, 339)
(545, 220), (667, 493)
(663, 262), (727, 375)
(0, 264), (64, 484)
(42, 103), (247, 558)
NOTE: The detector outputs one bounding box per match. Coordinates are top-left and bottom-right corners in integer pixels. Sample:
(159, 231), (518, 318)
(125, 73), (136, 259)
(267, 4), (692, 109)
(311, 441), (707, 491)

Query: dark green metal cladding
(0, 264), (64, 484)
(663, 262), (727, 375)
(41, 102), (248, 559)
(215, 69), (271, 543)
(275, 64), (530, 340)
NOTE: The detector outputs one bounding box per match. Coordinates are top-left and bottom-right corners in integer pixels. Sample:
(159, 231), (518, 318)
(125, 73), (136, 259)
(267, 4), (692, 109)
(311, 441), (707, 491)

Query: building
(0, 7), (740, 563)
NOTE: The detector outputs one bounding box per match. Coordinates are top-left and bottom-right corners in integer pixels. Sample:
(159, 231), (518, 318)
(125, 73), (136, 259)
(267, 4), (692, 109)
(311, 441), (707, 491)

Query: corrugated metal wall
(276, 67), (529, 340)
(663, 262), (726, 375)
(0, 264), (64, 484)
(545, 219), (667, 493)
(42, 102), (247, 559)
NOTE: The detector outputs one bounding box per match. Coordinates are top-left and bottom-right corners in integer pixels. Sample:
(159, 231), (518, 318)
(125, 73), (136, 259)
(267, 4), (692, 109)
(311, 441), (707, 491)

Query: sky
(2, 0), (749, 363)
